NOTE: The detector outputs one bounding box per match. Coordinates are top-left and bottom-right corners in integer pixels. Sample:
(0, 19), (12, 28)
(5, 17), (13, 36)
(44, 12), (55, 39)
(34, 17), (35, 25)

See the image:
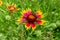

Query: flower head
(18, 8), (46, 30)
(6, 3), (16, 12)
(0, 0), (2, 6)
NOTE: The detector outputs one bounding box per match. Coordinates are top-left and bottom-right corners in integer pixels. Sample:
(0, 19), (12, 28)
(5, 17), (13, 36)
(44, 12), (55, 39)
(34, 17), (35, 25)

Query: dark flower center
(27, 14), (37, 23)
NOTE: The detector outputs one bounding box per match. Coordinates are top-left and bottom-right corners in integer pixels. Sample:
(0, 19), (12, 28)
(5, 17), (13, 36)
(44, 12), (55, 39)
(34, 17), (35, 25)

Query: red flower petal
(26, 8), (32, 15)
(36, 20), (42, 24)
(17, 18), (26, 23)
(22, 18), (26, 22)
(24, 12), (31, 17)
(24, 13), (28, 17)
(31, 23), (36, 30)
(35, 12), (44, 18)
(36, 14), (41, 18)
(27, 11), (32, 15)
(25, 23), (31, 30)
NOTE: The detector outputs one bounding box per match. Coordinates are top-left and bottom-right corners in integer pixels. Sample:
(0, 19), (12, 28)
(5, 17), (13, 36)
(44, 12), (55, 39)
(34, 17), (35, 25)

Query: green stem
(19, 24), (26, 40)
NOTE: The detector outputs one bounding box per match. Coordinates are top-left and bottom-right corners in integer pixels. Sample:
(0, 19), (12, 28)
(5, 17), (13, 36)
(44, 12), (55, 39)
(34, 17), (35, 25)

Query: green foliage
(0, 0), (60, 40)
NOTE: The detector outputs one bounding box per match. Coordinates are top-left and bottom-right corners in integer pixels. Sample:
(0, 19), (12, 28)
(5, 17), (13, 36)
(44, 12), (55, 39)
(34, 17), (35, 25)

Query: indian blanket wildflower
(17, 8), (46, 30)
(6, 3), (16, 12)
(0, 0), (2, 6)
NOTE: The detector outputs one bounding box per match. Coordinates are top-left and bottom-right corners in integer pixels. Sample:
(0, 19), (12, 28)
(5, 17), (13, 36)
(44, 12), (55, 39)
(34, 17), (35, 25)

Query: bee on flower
(6, 3), (17, 12)
(17, 8), (46, 31)
(0, 0), (2, 6)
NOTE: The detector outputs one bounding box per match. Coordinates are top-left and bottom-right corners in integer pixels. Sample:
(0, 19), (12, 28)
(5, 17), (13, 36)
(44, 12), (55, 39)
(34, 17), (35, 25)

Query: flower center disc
(27, 14), (36, 23)
(29, 15), (35, 19)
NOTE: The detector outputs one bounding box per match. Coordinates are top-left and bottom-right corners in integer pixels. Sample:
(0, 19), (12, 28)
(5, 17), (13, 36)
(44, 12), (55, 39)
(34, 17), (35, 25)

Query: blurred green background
(0, 0), (60, 40)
